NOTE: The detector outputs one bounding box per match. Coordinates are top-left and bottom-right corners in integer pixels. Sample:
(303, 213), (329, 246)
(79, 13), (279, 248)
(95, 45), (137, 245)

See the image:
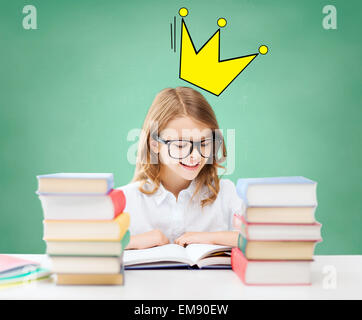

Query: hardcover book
(50, 256), (123, 274)
(239, 206), (317, 224)
(43, 212), (130, 241)
(39, 189), (126, 220)
(46, 230), (131, 256)
(237, 233), (318, 260)
(37, 173), (114, 195)
(231, 248), (312, 285)
(236, 215), (322, 241)
(236, 176), (317, 207)
(55, 272), (124, 285)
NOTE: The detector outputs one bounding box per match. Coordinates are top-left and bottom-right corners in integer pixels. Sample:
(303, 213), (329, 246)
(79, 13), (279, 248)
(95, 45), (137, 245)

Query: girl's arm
(174, 231), (240, 247)
(125, 229), (170, 250)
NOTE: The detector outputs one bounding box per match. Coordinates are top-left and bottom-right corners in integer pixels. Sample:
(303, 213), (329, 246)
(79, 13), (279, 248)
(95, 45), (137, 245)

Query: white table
(0, 255), (361, 300)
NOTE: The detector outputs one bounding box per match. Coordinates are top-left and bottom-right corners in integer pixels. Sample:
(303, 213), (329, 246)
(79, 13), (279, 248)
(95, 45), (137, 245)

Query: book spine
(241, 216), (249, 239)
(109, 189), (126, 218)
(237, 233), (247, 256)
(236, 179), (249, 206)
(231, 248), (248, 284)
(56, 273), (124, 285)
(121, 230), (131, 249)
(232, 213), (243, 230)
(241, 215), (322, 227)
(115, 212), (130, 240)
(106, 175), (115, 193)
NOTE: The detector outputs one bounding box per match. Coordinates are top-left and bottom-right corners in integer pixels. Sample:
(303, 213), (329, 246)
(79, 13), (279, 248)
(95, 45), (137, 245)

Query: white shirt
(117, 178), (245, 244)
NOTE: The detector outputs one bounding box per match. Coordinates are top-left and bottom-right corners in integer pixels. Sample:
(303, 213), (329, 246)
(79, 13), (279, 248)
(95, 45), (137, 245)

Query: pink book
(0, 255), (39, 274)
(231, 248), (312, 286)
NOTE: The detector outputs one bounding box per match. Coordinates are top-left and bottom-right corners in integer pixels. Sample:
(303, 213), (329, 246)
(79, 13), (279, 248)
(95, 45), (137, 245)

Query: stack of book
(37, 173), (130, 285)
(231, 176), (322, 285)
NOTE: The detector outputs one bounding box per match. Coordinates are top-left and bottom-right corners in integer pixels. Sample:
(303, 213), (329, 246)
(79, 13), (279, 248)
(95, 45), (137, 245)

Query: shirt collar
(147, 179), (205, 206)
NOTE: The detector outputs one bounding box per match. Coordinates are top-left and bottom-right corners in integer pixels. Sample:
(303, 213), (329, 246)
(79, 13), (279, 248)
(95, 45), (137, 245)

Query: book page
(184, 244), (232, 265)
(196, 256), (231, 269)
(123, 244), (192, 266)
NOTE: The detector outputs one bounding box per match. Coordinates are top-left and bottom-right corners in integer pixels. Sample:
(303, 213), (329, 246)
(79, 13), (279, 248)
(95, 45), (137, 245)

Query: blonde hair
(132, 87), (227, 207)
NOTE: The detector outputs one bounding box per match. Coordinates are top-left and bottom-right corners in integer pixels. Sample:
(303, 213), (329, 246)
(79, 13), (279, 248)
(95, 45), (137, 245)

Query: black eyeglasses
(151, 132), (223, 160)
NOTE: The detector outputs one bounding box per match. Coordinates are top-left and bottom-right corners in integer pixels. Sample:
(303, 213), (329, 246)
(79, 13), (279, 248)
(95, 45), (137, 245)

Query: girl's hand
(174, 231), (240, 247)
(174, 232), (214, 247)
(126, 229), (170, 250)
(148, 229), (170, 247)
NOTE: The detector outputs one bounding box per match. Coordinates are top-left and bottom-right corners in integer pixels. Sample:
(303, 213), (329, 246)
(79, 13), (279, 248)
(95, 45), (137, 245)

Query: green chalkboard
(0, 0), (361, 254)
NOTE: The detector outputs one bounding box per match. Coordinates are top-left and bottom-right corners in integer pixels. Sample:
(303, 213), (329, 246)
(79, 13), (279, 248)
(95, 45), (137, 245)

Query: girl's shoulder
(218, 178), (237, 191)
(116, 179), (155, 197)
(116, 181), (142, 197)
(216, 178), (239, 201)
(218, 178), (245, 214)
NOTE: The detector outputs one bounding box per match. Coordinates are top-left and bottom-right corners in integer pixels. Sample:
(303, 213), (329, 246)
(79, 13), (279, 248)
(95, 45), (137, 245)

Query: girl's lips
(179, 161), (200, 170)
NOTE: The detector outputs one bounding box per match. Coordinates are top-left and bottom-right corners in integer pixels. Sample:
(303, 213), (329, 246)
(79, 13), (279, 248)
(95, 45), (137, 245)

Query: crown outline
(179, 17), (260, 96)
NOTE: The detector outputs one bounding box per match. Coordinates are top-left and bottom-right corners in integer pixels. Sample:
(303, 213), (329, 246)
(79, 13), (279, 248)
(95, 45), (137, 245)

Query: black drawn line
(170, 23), (173, 50)
(174, 16), (176, 52)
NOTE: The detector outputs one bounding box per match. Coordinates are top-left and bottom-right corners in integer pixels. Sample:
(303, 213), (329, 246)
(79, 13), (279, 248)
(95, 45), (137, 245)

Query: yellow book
(43, 212), (130, 241)
(0, 276), (52, 290)
(56, 273), (124, 285)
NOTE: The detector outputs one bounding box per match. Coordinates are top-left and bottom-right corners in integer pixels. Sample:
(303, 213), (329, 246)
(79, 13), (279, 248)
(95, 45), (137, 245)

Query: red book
(231, 248), (312, 286)
(39, 189), (126, 220)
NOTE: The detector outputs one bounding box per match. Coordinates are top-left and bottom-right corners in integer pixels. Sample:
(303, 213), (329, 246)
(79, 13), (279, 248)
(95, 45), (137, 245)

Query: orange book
(43, 212), (130, 241)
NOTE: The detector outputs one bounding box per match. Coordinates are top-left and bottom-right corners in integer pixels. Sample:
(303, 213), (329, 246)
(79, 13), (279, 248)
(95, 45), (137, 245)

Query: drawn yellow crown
(177, 8), (268, 96)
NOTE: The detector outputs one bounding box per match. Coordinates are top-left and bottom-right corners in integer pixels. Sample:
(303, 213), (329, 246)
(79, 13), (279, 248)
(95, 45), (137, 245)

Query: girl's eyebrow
(163, 136), (213, 142)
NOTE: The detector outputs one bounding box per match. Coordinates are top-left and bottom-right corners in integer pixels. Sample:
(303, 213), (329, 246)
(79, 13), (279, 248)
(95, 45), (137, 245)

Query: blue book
(0, 268), (51, 287)
(236, 176), (317, 207)
(36, 173), (114, 195)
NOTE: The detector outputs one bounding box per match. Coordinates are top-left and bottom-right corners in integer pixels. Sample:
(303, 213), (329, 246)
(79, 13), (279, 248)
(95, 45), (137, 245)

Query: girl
(119, 87), (244, 249)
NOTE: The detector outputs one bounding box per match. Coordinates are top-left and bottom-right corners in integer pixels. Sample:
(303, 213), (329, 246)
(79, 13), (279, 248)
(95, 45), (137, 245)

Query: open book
(123, 244), (232, 269)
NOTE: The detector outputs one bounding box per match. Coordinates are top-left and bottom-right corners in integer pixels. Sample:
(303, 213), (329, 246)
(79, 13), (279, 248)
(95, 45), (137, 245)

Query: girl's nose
(189, 146), (201, 162)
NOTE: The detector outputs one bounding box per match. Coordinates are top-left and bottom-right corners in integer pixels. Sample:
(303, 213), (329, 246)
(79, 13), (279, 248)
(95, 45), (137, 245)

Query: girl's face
(151, 116), (214, 182)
